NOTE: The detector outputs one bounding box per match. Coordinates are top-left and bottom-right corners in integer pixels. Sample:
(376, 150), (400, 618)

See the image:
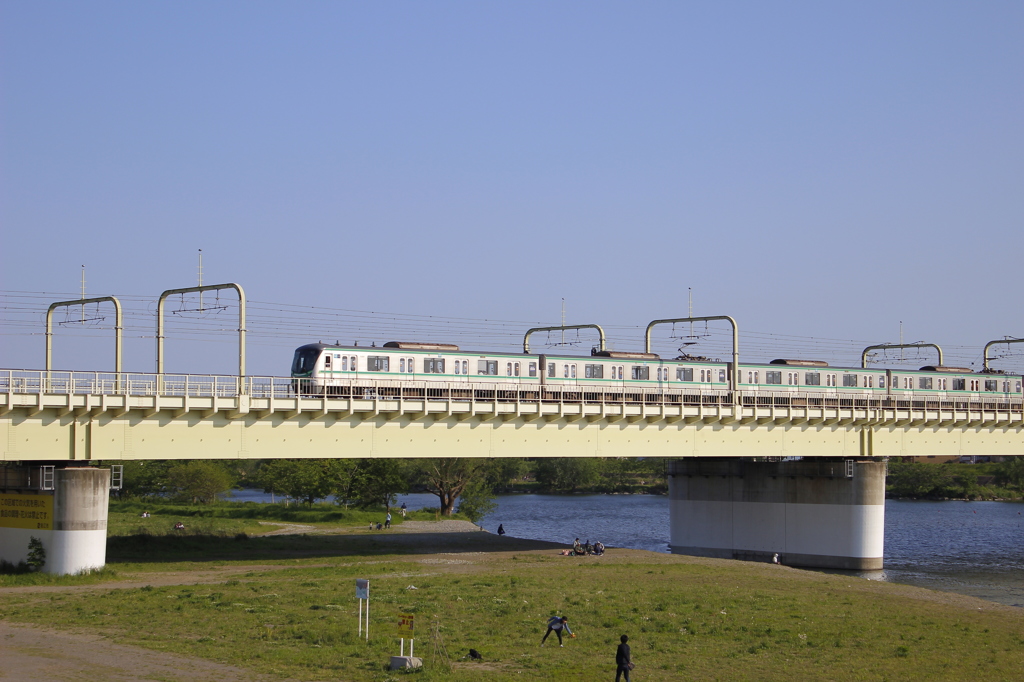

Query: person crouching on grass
(541, 616), (573, 647)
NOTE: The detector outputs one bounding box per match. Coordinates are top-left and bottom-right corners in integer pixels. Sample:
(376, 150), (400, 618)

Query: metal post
(982, 337), (1024, 370)
(860, 343), (943, 368)
(644, 316), (739, 398)
(45, 297), (123, 386)
(523, 324), (606, 354)
(156, 283), (247, 392)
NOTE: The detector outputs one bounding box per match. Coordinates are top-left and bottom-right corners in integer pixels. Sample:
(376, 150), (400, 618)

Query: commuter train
(291, 341), (1024, 401)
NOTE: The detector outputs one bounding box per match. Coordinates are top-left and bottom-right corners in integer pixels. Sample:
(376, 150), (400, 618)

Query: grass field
(1, 516), (1022, 681)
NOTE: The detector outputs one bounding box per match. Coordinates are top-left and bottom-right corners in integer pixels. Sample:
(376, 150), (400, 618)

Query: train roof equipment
(592, 350), (661, 360)
(770, 359), (829, 367)
(383, 341), (460, 351)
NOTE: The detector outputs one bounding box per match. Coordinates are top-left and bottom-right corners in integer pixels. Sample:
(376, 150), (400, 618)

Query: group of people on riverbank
(564, 537), (604, 556)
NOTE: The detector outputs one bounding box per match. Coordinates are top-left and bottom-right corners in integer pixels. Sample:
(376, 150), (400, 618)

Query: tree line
(108, 457), (669, 520)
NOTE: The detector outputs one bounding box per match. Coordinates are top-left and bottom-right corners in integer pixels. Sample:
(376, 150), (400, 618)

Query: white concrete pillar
(668, 460), (885, 570)
(48, 468), (110, 574)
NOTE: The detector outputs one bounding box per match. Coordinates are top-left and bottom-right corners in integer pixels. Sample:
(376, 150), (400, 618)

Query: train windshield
(291, 347), (321, 375)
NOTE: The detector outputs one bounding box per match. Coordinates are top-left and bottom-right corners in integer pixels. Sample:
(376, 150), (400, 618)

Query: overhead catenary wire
(1, 290), (1021, 373)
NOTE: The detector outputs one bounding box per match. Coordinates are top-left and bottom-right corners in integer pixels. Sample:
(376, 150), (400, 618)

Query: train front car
(291, 343), (326, 395)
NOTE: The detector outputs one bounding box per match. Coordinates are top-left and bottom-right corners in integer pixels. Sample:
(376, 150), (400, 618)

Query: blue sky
(2, 2), (1022, 375)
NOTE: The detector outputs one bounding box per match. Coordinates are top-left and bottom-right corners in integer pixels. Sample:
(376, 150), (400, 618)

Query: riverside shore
(2, 520), (1022, 681)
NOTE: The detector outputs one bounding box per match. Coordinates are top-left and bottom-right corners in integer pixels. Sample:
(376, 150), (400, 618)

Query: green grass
(1, 536), (1022, 681)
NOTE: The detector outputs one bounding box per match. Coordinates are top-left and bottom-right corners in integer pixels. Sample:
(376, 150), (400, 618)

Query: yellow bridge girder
(2, 392), (1022, 461)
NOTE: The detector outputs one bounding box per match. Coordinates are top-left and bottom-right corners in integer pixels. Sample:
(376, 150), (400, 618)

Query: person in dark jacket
(615, 634), (632, 681)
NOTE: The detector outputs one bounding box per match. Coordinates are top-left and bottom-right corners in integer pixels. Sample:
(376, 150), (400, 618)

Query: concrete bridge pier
(0, 465), (110, 575)
(667, 459), (886, 570)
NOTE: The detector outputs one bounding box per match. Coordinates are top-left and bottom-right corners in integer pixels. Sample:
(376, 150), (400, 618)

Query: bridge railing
(2, 369), (1022, 413)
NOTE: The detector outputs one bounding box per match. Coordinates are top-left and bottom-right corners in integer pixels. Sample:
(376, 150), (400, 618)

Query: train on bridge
(291, 341), (1024, 402)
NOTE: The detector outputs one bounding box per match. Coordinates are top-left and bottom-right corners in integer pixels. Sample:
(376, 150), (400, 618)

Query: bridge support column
(668, 459), (885, 570)
(1, 466), (109, 575)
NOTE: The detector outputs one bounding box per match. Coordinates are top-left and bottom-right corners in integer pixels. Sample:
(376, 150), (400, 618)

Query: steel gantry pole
(157, 283), (247, 392)
(982, 337), (1024, 371)
(860, 343), (943, 368)
(644, 316), (739, 401)
(46, 296), (123, 387)
(522, 324), (607, 354)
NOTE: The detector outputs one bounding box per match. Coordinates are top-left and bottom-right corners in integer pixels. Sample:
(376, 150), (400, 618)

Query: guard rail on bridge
(3, 368), (1022, 423)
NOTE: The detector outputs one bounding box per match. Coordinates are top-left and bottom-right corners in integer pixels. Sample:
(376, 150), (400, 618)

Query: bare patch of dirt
(0, 621), (293, 682)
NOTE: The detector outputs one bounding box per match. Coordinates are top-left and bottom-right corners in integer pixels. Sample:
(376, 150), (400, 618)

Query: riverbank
(1, 521), (1022, 681)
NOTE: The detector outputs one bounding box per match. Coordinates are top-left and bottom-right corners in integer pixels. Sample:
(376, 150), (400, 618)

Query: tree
(418, 458), (489, 516)
(994, 457), (1024, 491)
(484, 458), (528, 493)
(166, 461), (234, 504)
(350, 459), (409, 510)
(111, 460), (174, 499)
(254, 459), (353, 506)
(456, 477), (497, 522)
(535, 458), (600, 492)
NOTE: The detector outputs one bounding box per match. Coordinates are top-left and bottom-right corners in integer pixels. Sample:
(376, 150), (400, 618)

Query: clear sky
(2, 2), (1022, 376)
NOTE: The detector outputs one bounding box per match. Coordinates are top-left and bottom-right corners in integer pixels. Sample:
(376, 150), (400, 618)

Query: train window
(842, 375), (857, 387)
(766, 371), (782, 384)
(507, 363), (513, 376)
(462, 360), (468, 375)
(953, 378), (965, 390)
(984, 379), (997, 391)
(400, 359), (405, 373)
(351, 356), (357, 371)
(454, 360), (461, 375)
(677, 367), (693, 381)
(632, 366), (650, 381)
(514, 362), (520, 376)
(342, 356), (348, 371)
(585, 364), (604, 379)
(970, 379), (979, 391)
(879, 376), (885, 389)
(367, 356), (389, 372)
(805, 373), (820, 386)
(826, 374), (837, 387)
(571, 365), (577, 378)
(408, 358), (414, 372)
(937, 378), (945, 390)
(424, 358), (445, 373)
(529, 362), (537, 377)
(548, 363), (556, 378)
(919, 377), (933, 390)
(563, 364), (569, 378)
(478, 360), (498, 375)
(324, 354), (332, 369)
(718, 369), (726, 383)
(1017, 381), (1021, 393)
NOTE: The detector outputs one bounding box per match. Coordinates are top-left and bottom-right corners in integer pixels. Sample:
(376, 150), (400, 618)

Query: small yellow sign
(0, 493), (53, 530)
(397, 613), (414, 634)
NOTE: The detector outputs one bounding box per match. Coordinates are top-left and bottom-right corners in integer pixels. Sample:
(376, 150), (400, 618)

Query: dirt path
(0, 621), (292, 682)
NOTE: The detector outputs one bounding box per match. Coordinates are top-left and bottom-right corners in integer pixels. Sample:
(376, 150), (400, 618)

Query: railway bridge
(3, 367), (1021, 576)
(2, 283), (1022, 576)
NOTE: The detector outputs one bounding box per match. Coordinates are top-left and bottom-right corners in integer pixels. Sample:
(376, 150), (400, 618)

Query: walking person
(385, 512), (392, 529)
(541, 616), (573, 647)
(615, 634), (632, 681)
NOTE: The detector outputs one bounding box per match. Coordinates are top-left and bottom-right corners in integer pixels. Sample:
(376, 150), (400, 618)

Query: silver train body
(291, 341), (1024, 402)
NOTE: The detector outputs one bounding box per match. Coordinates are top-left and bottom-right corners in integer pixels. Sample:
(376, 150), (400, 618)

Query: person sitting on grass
(573, 538), (583, 556)
(594, 541), (605, 556)
(585, 539), (594, 555)
(173, 522), (184, 531)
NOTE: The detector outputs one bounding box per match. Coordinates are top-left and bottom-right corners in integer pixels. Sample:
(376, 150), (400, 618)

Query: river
(225, 489), (1024, 608)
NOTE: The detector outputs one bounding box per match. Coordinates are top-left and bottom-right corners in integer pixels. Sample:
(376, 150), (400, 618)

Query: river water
(226, 489), (1024, 608)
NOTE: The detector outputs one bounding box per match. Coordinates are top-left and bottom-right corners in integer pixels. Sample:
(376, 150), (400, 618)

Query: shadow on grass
(107, 531), (562, 564)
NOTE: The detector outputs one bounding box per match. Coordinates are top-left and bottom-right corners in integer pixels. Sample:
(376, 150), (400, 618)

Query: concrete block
(390, 656), (423, 670)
